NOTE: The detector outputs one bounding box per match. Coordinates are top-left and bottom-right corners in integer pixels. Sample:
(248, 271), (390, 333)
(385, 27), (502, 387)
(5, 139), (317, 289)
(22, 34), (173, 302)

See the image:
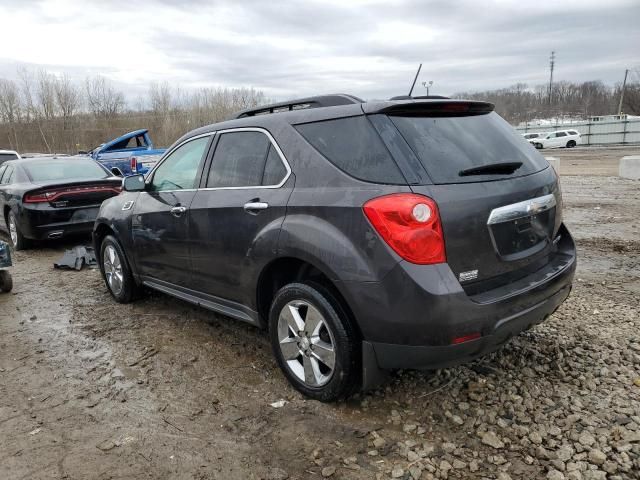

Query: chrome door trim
(198, 127), (292, 191)
(487, 193), (556, 225)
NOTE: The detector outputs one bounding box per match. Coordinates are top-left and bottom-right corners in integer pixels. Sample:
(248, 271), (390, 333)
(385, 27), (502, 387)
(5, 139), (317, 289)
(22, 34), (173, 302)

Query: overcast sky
(0, 0), (638, 102)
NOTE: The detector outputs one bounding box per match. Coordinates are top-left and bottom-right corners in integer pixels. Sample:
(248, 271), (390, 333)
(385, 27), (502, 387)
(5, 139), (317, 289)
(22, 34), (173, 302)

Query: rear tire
(566, 140), (576, 148)
(0, 271), (12, 292)
(7, 211), (29, 251)
(99, 235), (140, 303)
(534, 143), (543, 149)
(268, 282), (360, 402)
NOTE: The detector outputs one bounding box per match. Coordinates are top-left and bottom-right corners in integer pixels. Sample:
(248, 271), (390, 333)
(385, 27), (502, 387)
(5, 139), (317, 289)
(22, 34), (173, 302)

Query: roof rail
(232, 94), (364, 119)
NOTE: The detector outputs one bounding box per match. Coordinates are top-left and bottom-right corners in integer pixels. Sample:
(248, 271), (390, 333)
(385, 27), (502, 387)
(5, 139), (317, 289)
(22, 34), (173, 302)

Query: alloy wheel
(277, 300), (336, 387)
(103, 245), (124, 295)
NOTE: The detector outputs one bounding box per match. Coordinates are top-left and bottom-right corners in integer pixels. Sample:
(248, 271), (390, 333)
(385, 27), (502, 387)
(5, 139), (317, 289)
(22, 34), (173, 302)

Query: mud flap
(361, 341), (389, 391)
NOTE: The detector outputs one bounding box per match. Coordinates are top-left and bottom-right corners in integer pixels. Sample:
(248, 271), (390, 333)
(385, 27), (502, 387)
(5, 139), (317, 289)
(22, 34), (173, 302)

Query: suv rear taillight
(363, 193), (446, 265)
(130, 156), (137, 173)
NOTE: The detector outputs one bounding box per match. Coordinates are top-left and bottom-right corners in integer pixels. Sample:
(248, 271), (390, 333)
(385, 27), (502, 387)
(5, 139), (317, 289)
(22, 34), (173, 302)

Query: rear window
(390, 112), (548, 184)
(0, 152), (18, 166)
(23, 159), (109, 182)
(295, 116), (405, 184)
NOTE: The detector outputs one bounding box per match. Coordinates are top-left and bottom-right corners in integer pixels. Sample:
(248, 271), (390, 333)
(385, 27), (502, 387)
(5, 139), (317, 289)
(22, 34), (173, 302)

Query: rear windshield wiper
(459, 162), (523, 177)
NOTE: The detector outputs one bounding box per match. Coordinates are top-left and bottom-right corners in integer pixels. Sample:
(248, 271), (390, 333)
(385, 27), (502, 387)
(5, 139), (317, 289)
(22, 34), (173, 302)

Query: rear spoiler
(363, 100), (495, 117)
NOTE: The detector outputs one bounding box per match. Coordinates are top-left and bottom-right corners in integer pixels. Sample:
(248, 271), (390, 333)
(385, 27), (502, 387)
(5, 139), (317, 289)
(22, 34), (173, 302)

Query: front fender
(93, 192), (139, 273)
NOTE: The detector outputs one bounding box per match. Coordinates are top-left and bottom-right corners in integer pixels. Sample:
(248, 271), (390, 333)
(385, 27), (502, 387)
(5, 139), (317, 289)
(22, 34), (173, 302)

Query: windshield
(390, 112), (548, 184)
(23, 158), (109, 182)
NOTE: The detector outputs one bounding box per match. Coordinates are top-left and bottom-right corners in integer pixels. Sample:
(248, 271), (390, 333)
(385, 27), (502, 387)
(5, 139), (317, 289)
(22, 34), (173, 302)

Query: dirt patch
(1, 146), (639, 479)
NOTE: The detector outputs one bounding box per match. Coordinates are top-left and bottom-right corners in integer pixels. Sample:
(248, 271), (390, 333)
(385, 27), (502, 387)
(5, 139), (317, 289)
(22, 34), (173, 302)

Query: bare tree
(85, 76), (125, 120)
(0, 79), (22, 149)
(55, 74), (82, 129)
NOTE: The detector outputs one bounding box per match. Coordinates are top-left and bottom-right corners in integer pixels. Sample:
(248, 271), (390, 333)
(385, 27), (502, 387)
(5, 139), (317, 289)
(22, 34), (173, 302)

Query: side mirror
(123, 174), (146, 192)
(111, 167), (124, 177)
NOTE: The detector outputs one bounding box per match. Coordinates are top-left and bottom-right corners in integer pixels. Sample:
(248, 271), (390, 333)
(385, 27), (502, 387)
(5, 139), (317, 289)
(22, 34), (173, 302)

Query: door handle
(170, 206), (187, 217)
(243, 202), (269, 214)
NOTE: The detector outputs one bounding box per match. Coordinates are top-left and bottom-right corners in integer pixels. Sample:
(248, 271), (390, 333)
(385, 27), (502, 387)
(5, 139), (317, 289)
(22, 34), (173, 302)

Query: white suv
(522, 132), (548, 141)
(531, 130), (581, 149)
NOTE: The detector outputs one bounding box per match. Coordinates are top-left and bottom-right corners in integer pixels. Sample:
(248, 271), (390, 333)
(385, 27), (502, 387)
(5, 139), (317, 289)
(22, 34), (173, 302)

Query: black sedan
(0, 156), (122, 250)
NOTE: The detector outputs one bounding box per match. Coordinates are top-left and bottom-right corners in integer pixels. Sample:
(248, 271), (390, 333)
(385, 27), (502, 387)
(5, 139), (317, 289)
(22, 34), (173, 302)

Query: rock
(566, 472), (582, 480)
(321, 466), (336, 478)
(469, 460), (479, 472)
(372, 437), (386, 449)
(266, 468), (289, 480)
(403, 422), (417, 433)
(407, 450), (420, 462)
(547, 469), (565, 480)
(497, 473), (512, 480)
(556, 445), (574, 462)
(408, 465), (422, 480)
(452, 459), (466, 469)
(582, 471), (606, 480)
(391, 467), (404, 478)
(481, 431), (505, 449)
(439, 460), (452, 472)
(578, 432), (596, 447)
(587, 449), (606, 465)
(442, 442), (456, 453)
(530, 431), (544, 445)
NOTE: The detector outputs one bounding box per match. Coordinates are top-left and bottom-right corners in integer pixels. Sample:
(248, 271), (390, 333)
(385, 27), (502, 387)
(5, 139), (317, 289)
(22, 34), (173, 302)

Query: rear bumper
(340, 225), (576, 371)
(367, 282), (571, 370)
(17, 205), (100, 240)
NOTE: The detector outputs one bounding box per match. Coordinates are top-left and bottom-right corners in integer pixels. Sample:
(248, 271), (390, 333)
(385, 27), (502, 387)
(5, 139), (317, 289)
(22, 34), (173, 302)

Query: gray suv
(93, 94), (576, 401)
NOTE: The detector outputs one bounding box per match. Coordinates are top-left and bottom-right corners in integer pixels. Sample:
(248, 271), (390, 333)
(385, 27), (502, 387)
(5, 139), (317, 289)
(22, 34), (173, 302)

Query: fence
(516, 117), (640, 146)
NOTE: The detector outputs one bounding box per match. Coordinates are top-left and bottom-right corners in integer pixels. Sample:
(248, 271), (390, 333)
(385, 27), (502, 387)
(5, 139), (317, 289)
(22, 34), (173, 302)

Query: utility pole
(618, 68), (629, 115)
(548, 51), (555, 105)
(422, 80), (434, 95)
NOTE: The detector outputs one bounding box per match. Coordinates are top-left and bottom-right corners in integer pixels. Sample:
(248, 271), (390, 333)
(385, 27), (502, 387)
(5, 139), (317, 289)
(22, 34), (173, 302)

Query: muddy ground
(1, 147), (639, 480)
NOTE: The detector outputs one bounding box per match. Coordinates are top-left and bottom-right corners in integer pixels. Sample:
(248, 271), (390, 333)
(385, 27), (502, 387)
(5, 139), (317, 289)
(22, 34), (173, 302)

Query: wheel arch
(256, 256), (362, 339)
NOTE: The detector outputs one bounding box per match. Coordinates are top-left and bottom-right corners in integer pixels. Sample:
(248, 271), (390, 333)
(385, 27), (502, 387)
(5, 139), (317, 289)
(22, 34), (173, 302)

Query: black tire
(534, 143), (543, 149)
(268, 282), (360, 402)
(566, 140), (576, 148)
(7, 211), (30, 251)
(0, 271), (12, 293)
(99, 235), (140, 303)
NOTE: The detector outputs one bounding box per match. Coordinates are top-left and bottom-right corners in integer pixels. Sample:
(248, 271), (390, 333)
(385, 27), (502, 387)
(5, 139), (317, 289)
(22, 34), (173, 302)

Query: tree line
(1, 67), (639, 153)
(0, 68), (267, 154)
(454, 79), (640, 125)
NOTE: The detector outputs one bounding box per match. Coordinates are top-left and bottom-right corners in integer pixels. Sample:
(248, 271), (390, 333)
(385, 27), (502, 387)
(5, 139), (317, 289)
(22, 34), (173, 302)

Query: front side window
(0, 165), (7, 183)
(556, 132), (567, 137)
(150, 136), (209, 192)
(207, 131), (287, 188)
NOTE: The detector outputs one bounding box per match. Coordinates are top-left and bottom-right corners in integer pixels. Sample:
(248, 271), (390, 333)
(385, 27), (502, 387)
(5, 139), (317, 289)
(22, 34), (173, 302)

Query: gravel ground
(1, 147), (639, 480)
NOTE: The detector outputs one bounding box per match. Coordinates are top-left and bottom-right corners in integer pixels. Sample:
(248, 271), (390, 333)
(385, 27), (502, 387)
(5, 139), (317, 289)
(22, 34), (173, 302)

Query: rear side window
(207, 131), (288, 188)
(295, 116), (405, 184)
(390, 112), (548, 184)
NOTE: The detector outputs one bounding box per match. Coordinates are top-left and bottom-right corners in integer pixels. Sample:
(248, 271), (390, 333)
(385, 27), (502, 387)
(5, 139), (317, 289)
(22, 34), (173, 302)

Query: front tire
(534, 143), (543, 149)
(7, 212), (29, 251)
(99, 235), (140, 303)
(269, 282), (360, 402)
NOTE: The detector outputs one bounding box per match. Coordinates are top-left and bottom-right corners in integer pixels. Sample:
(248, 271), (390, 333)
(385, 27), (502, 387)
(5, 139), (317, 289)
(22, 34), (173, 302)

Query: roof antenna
(408, 63), (422, 97)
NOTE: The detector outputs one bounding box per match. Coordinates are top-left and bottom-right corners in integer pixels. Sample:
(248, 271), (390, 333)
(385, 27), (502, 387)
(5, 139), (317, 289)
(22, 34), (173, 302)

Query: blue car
(90, 129), (166, 176)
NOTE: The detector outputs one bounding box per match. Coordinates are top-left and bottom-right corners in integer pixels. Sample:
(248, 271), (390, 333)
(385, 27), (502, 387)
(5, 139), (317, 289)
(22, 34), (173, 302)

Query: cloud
(0, 0), (637, 101)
